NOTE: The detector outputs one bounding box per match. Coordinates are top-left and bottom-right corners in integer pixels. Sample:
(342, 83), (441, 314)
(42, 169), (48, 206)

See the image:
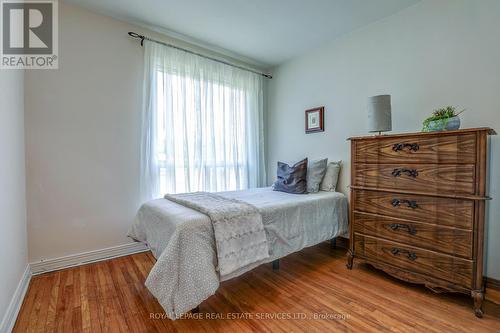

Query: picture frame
(305, 106), (324, 133)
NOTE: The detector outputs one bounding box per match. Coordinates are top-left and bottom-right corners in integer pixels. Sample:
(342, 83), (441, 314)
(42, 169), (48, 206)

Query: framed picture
(305, 106), (324, 133)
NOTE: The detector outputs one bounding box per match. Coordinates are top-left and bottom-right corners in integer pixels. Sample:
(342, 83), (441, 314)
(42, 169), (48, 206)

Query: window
(141, 42), (265, 198)
(156, 72), (251, 194)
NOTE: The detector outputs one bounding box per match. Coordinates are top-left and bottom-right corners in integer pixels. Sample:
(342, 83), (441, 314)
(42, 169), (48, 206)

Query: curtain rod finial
(128, 31), (145, 46)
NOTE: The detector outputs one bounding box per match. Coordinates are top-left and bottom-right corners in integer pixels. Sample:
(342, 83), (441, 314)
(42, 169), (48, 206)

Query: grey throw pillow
(272, 158), (308, 194)
(307, 158), (328, 193)
(320, 161), (341, 191)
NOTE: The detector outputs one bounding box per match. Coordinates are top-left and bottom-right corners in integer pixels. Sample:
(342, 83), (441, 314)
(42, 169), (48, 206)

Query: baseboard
(485, 277), (500, 305)
(0, 265), (31, 333)
(30, 242), (149, 275)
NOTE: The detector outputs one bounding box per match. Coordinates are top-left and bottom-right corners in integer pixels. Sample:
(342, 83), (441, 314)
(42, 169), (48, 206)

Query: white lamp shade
(368, 95), (392, 133)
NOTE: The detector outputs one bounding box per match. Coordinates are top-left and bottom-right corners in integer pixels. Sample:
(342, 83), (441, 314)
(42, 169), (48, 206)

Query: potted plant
(422, 106), (464, 132)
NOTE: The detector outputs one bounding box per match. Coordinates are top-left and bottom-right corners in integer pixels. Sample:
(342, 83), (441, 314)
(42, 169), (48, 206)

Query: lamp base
(368, 130), (391, 136)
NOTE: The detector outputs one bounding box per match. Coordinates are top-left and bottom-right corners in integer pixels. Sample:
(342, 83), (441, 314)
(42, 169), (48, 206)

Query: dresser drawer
(353, 212), (472, 258)
(353, 163), (475, 195)
(353, 190), (474, 229)
(353, 133), (476, 164)
(354, 234), (473, 287)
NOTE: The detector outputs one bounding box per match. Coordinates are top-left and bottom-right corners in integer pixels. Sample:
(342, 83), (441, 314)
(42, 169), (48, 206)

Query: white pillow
(306, 158), (328, 193)
(320, 161), (341, 191)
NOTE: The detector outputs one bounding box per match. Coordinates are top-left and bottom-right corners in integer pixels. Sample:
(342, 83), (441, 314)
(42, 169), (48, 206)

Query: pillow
(306, 158), (328, 193)
(320, 161), (341, 191)
(272, 158), (308, 194)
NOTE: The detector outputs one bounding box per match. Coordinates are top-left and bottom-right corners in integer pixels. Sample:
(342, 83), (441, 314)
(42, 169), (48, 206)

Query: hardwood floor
(14, 243), (500, 332)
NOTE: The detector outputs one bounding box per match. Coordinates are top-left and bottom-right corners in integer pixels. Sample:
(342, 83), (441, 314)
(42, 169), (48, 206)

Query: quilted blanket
(164, 192), (269, 276)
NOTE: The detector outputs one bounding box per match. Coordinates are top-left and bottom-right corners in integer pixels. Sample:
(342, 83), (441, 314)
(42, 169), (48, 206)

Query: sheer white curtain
(140, 41), (266, 199)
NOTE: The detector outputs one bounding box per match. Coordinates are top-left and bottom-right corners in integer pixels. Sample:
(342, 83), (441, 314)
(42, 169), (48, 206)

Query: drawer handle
(391, 168), (418, 178)
(389, 223), (417, 235)
(392, 143), (420, 152)
(391, 247), (417, 261)
(391, 198), (418, 209)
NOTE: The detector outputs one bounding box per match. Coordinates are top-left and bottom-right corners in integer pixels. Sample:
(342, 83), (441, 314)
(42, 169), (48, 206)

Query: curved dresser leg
(471, 290), (484, 318)
(346, 252), (354, 270)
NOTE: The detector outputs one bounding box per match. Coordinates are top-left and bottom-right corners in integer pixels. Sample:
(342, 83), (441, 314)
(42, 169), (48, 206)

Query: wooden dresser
(347, 128), (495, 317)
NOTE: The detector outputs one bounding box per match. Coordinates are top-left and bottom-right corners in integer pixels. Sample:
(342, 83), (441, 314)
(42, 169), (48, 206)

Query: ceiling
(65, 0), (420, 67)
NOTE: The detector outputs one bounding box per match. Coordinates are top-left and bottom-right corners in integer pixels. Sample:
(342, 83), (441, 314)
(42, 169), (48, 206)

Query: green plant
(422, 106), (464, 132)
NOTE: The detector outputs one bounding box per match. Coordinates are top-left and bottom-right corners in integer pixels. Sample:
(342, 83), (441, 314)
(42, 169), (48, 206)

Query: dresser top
(348, 127), (496, 141)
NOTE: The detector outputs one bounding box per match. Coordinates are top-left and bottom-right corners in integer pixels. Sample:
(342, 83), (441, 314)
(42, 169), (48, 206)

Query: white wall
(25, 2), (142, 262)
(0, 70), (27, 327)
(267, 0), (500, 278)
(25, 2), (265, 262)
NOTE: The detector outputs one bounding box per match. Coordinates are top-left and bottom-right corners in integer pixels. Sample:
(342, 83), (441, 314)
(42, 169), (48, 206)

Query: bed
(128, 187), (348, 319)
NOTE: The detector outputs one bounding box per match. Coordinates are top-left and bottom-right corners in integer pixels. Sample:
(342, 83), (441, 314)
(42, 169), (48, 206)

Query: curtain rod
(128, 32), (273, 79)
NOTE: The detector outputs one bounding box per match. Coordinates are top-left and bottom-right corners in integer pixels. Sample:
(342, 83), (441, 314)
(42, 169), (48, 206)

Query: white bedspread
(128, 187), (348, 319)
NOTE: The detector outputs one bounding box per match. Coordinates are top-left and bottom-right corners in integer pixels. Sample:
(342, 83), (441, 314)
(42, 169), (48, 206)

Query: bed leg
(272, 259), (280, 271)
(331, 237), (337, 250)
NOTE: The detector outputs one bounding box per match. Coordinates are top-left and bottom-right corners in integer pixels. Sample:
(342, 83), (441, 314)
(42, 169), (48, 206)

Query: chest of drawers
(347, 128), (495, 317)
